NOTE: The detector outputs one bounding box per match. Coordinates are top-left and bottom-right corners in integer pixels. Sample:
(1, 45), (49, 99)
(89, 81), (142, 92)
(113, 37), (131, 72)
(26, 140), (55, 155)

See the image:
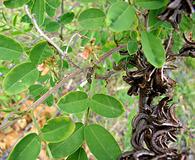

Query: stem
(30, 111), (41, 133)
(24, 5), (79, 69)
(139, 89), (146, 113)
(60, 0), (64, 41)
(84, 108), (90, 125)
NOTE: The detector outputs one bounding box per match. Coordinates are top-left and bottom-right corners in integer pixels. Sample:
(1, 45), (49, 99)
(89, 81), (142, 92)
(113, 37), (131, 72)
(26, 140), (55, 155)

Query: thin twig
(166, 32), (173, 53)
(24, 5), (79, 68)
(62, 33), (81, 59)
(0, 45), (126, 130)
(60, 0), (64, 41)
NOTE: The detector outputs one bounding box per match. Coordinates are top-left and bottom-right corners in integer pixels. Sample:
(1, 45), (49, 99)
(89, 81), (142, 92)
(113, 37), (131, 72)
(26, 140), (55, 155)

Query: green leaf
(58, 91), (89, 113)
(45, 21), (60, 32)
(106, 2), (136, 32)
(84, 124), (121, 160)
(127, 40), (138, 55)
(46, 0), (60, 8)
(135, 0), (169, 10)
(67, 148), (88, 160)
(8, 133), (41, 160)
(41, 117), (75, 143)
(141, 31), (166, 68)
(0, 34), (23, 61)
(78, 8), (105, 30)
(49, 123), (84, 158)
(46, 3), (56, 17)
(3, 62), (39, 95)
(4, 0), (29, 8)
(31, 0), (45, 26)
(59, 12), (75, 25)
(90, 94), (124, 118)
(30, 41), (54, 65)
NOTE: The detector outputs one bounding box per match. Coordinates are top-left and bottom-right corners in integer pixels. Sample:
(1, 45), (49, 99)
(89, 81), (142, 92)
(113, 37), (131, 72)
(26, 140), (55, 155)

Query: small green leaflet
(67, 148), (88, 160)
(30, 41), (54, 65)
(7, 133), (41, 160)
(46, 3), (56, 17)
(90, 94), (124, 118)
(135, 0), (169, 10)
(59, 12), (75, 25)
(0, 34), (23, 61)
(3, 0), (29, 8)
(84, 124), (121, 160)
(41, 117), (75, 143)
(31, 0), (45, 26)
(106, 2), (136, 32)
(141, 31), (166, 68)
(127, 40), (138, 55)
(49, 123), (84, 158)
(78, 8), (105, 30)
(3, 62), (39, 95)
(58, 91), (89, 113)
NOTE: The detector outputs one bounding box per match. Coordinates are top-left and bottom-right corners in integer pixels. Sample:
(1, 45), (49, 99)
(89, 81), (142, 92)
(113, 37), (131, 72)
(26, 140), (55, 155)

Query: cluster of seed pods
(118, 50), (185, 159)
(158, 0), (195, 29)
(118, 1), (195, 159)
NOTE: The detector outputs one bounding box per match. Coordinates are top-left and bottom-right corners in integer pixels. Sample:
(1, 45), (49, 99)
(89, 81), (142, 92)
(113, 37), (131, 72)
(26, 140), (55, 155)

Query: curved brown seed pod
(133, 149), (155, 160)
(132, 113), (149, 129)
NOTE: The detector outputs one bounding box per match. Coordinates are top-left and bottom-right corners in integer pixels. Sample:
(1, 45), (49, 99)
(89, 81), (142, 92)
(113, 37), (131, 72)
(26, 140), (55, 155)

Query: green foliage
(3, 63), (39, 95)
(58, 91), (89, 113)
(0, 34), (23, 61)
(78, 8), (105, 30)
(84, 124), (121, 160)
(127, 40), (138, 55)
(67, 148), (88, 160)
(90, 94), (124, 118)
(135, 0), (169, 10)
(49, 123), (85, 158)
(106, 2), (136, 32)
(1, 0), (194, 159)
(141, 31), (166, 68)
(41, 117), (75, 143)
(30, 41), (54, 65)
(31, 0), (45, 26)
(3, 0), (29, 8)
(59, 12), (75, 25)
(8, 133), (41, 160)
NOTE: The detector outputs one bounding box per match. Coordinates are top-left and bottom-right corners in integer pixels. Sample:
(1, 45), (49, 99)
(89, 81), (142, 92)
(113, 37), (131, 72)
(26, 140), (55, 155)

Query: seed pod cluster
(118, 39), (195, 159)
(158, 0), (195, 28)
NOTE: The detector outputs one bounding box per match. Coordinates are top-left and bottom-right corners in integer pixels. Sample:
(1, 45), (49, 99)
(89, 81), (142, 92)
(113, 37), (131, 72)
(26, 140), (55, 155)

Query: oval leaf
(0, 34), (23, 61)
(41, 117), (75, 143)
(127, 40), (138, 55)
(141, 31), (166, 68)
(49, 123), (84, 158)
(135, 0), (169, 10)
(59, 12), (75, 25)
(30, 41), (54, 65)
(84, 124), (121, 160)
(58, 91), (89, 113)
(106, 2), (136, 32)
(4, 0), (29, 8)
(67, 148), (88, 160)
(78, 8), (105, 30)
(90, 94), (124, 118)
(31, 0), (45, 26)
(3, 63), (39, 95)
(8, 133), (41, 160)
